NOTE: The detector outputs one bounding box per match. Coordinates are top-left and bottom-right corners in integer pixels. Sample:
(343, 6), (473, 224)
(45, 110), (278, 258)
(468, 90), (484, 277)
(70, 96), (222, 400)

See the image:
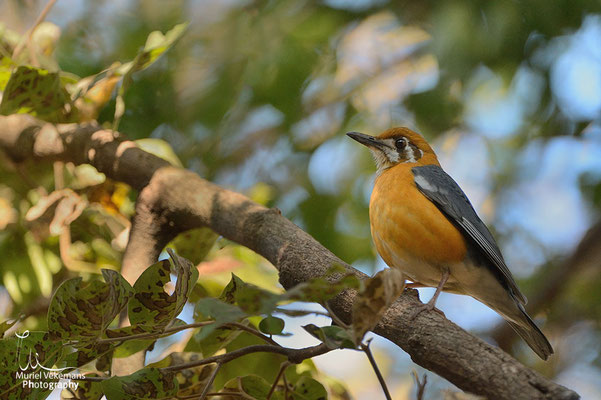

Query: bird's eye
(395, 138), (407, 151)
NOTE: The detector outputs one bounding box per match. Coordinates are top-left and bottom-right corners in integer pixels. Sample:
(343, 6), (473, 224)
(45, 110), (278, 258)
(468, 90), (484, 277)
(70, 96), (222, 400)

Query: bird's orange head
(346, 127), (440, 173)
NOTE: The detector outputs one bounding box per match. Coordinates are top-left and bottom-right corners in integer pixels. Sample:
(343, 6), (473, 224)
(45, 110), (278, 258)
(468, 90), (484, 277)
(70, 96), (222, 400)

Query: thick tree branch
(0, 115), (579, 400)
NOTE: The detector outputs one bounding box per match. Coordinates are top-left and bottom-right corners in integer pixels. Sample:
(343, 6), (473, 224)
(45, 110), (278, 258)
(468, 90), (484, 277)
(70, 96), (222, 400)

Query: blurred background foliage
(1, 0), (601, 398)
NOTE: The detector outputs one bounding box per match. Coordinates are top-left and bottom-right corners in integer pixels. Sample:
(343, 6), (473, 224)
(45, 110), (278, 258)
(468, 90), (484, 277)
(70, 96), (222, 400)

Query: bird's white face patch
(369, 136), (423, 174)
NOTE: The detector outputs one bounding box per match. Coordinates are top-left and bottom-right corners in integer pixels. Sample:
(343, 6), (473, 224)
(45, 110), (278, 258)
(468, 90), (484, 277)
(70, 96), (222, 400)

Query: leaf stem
(267, 361), (290, 400)
(198, 362), (221, 400)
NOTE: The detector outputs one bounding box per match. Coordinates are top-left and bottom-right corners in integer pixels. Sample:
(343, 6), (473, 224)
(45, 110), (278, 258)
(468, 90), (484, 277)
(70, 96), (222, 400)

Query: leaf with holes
(291, 376), (327, 400)
(101, 368), (178, 400)
(0, 65), (78, 122)
(61, 373), (103, 400)
(147, 353), (215, 398)
(47, 269), (133, 342)
(128, 250), (198, 331)
(352, 268), (404, 344)
(0, 331), (64, 399)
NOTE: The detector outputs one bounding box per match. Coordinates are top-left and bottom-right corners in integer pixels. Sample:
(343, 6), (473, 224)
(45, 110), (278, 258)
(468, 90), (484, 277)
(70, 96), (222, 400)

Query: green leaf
(219, 271), (360, 319)
(259, 316), (285, 335)
(186, 323), (243, 357)
(291, 377), (327, 400)
(222, 375), (282, 400)
(62, 339), (118, 369)
(213, 332), (286, 391)
(287, 272), (361, 304)
(0, 331), (63, 400)
(193, 298), (246, 341)
(302, 324), (356, 350)
(113, 23), (188, 130)
(167, 227), (217, 264)
(0, 319), (16, 338)
(61, 373), (103, 400)
(101, 368), (178, 400)
(128, 250), (198, 332)
(234, 281), (281, 314)
(147, 353), (215, 397)
(0, 56), (15, 91)
(103, 324), (160, 359)
(0, 65), (78, 122)
(47, 269), (134, 342)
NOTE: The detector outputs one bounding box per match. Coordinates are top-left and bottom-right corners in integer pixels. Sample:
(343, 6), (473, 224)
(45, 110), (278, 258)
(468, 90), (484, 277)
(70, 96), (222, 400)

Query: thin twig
(97, 321), (214, 344)
(198, 363), (221, 400)
(267, 361), (290, 400)
(274, 307), (331, 318)
(223, 322), (281, 346)
(177, 391), (245, 399)
(73, 343), (332, 384)
(411, 370), (427, 400)
(361, 339), (391, 400)
(282, 371), (290, 400)
(12, 0), (58, 61)
(161, 343), (331, 373)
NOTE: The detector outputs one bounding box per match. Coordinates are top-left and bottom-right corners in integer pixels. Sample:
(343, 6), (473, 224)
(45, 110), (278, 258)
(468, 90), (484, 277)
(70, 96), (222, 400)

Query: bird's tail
(505, 304), (554, 360)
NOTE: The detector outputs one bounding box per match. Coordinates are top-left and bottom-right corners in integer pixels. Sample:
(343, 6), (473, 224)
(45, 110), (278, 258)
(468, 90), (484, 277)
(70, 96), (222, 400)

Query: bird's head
(346, 127), (439, 174)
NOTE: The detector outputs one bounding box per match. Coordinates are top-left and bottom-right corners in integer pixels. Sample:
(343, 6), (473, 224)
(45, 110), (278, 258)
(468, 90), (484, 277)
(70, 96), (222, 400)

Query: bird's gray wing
(412, 164), (526, 305)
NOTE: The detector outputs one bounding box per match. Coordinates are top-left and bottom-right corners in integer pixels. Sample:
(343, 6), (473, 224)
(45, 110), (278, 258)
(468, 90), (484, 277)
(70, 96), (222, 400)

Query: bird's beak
(346, 132), (390, 151)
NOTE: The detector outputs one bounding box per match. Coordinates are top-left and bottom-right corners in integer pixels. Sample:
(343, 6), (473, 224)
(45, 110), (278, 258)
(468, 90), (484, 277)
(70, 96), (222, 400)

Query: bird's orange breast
(370, 164), (468, 277)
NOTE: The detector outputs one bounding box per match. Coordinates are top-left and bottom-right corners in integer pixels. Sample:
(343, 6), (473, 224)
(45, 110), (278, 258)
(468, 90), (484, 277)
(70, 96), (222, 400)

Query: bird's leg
(409, 268), (450, 320)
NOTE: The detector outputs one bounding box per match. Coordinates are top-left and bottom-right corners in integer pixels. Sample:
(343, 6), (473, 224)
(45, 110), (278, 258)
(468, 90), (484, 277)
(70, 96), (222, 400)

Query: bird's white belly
(380, 238), (471, 294)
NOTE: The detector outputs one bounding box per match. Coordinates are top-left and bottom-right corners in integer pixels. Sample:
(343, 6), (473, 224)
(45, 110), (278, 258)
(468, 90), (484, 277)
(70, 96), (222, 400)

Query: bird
(347, 127), (553, 360)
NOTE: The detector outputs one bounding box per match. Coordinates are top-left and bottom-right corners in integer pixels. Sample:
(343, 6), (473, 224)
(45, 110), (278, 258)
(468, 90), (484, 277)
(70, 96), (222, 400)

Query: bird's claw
(409, 302), (445, 320)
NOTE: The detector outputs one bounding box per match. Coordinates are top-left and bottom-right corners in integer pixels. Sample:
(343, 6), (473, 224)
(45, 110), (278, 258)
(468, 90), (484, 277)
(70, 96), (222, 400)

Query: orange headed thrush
(347, 127), (553, 360)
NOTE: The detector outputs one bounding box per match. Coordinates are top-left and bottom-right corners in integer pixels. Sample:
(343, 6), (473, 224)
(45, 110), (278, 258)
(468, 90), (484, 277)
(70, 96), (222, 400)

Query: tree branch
(0, 115), (579, 400)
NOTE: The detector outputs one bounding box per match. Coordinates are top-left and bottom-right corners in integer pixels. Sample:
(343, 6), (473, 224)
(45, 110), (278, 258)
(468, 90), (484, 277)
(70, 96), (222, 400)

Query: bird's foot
(409, 300), (445, 320)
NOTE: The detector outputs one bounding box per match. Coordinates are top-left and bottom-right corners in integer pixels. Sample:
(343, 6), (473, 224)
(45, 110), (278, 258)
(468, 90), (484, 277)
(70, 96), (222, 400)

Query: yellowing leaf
(351, 268), (404, 344)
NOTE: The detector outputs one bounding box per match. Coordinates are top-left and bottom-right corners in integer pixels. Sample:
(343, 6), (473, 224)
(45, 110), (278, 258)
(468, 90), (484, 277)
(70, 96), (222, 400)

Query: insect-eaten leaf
(147, 352), (216, 397)
(61, 373), (103, 400)
(47, 269), (133, 342)
(0, 331), (64, 399)
(351, 268), (404, 345)
(128, 249), (198, 332)
(101, 367), (178, 400)
(292, 376), (328, 400)
(0, 65), (78, 122)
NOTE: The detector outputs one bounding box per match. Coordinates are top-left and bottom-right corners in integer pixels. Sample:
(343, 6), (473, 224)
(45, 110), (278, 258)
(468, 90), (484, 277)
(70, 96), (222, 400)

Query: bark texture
(0, 115), (579, 399)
